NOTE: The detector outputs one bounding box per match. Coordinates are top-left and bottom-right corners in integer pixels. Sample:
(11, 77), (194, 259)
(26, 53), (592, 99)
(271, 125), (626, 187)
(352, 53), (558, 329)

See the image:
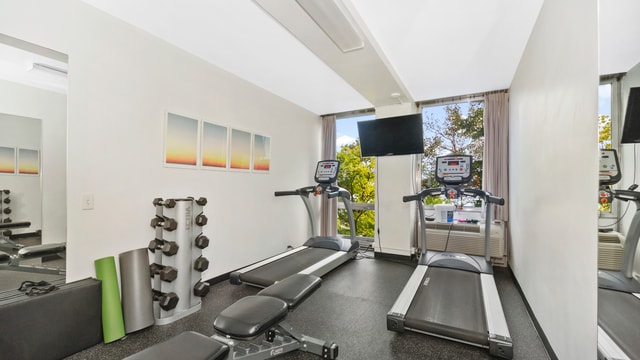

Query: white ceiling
(5, 0), (640, 114)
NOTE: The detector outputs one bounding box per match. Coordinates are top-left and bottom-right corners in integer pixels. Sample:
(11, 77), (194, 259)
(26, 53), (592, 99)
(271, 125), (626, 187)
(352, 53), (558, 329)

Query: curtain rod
(416, 88), (508, 108)
(330, 107), (375, 119)
(600, 72), (626, 82)
(325, 89), (509, 118)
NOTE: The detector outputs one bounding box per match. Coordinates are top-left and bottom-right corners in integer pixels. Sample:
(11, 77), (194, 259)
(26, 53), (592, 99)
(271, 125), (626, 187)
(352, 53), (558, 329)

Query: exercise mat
(119, 248), (155, 333)
(94, 256), (125, 343)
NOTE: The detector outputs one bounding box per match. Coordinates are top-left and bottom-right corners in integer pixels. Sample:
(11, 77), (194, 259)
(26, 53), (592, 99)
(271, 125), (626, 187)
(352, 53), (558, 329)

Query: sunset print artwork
(165, 112), (199, 167)
(201, 122), (228, 169)
(253, 134), (270, 172)
(0, 147), (15, 174)
(18, 148), (39, 175)
(229, 129), (251, 170)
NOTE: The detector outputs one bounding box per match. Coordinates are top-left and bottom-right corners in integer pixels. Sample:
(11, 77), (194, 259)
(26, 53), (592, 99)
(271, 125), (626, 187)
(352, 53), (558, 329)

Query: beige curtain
(483, 92), (509, 222)
(320, 115), (337, 236)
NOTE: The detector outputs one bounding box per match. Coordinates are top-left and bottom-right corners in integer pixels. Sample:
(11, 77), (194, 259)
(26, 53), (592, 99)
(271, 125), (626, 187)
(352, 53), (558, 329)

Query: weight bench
(125, 273), (338, 360)
(0, 242), (66, 275)
(0, 221), (31, 250)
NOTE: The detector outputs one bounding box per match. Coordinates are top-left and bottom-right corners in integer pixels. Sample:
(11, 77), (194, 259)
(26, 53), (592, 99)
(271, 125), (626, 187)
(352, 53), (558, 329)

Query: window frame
(599, 75), (623, 221)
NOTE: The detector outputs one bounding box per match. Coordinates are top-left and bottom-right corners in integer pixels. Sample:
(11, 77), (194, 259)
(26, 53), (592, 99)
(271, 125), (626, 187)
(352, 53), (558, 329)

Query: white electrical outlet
(82, 193), (94, 210)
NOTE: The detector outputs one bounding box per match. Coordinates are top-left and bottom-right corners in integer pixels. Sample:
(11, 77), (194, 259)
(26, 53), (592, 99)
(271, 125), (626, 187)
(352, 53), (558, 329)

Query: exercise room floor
(65, 251), (550, 360)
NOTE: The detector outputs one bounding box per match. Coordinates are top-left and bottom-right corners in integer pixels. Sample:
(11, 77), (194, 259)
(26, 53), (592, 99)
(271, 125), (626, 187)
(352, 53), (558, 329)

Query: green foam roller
(94, 256), (125, 343)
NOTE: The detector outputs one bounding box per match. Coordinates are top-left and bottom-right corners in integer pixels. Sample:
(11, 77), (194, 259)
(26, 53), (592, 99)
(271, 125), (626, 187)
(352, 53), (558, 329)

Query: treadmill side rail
(387, 265), (429, 332)
(598, 326), (631, 360)
(480, 273), (513, 359)
(298, 250), (355, 277)
(230, 247), (309, 284)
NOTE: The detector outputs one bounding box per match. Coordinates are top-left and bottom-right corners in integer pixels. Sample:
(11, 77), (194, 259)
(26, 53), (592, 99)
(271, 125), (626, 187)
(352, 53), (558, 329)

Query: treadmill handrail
(275, 186), (317, 237)
(402, 187), (443, 265)
(275, 185), (356, 243)
(611, 189), (640, 279)
(402, 187), (444, 203)
(274, 186), (316, 198)
(462, 188), (505, 206)
(403, 186), (504, 263)
(325, 185), (356, 243)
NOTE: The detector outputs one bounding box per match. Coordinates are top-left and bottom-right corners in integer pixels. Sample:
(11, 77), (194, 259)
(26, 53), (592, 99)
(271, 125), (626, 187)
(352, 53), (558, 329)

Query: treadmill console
(599, 149), (621, 186)
(315, 160), (340, 184)
(435, 155), (473, 185)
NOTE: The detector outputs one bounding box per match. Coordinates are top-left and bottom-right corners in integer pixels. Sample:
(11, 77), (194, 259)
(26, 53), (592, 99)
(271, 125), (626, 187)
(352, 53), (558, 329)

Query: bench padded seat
(257, 273), (321, 310)
(213, 295), (288, 339)
(0, 251), (9, 264)
(17, 242), (66, 258)
(124, 331), (229, 360)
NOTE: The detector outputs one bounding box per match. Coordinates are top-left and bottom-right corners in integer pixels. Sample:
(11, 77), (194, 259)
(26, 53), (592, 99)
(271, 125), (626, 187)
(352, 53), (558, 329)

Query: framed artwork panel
(201, 121), (228, 170)
(252, 134), (271, 172)
(0, 147), (16, 175)
(229, 128), (252, 171)
(18, 148), (39, 175)
(164, 112), (199, 168)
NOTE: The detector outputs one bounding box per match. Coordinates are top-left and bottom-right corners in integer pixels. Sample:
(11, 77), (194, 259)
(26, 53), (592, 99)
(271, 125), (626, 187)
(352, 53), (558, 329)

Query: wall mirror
(596, 61), (640, 358)
(0, 33), (67, 289)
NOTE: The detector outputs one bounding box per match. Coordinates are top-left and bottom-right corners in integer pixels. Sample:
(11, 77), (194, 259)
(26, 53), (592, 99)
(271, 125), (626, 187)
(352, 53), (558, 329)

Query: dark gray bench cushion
(0, 250), (9, 263)
(213, 295), (288, 339)
(0, 277), (102, 360)
(17, 242), (66, 258)
(257, 273), (321, 310)
(124, 331), (229, 360)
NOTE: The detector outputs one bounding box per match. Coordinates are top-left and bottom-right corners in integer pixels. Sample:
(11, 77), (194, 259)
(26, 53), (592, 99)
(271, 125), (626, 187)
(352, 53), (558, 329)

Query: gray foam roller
(119, 248), (155, 333)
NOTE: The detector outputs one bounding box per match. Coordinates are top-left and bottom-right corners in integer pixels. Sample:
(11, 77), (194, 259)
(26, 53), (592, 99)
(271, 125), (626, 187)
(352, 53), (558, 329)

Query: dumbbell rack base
(153, 302), (201, 326)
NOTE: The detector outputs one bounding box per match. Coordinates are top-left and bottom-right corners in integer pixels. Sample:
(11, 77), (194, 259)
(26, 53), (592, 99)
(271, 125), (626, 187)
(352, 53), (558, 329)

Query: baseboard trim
(508, 267), (558, 360)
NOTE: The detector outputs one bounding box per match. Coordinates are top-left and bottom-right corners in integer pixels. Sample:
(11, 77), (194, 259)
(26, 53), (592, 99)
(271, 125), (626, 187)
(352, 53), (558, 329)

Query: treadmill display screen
(314, 160), (340, 184)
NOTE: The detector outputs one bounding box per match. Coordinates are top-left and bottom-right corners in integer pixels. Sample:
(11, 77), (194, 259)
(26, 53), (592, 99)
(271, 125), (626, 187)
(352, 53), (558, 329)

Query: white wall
(373, 103), (420, 256)
(619, 61), (640, 275)
(0, 79), (67, 243)
(0, 0), (320, 282)
(509, 0), (599, 358)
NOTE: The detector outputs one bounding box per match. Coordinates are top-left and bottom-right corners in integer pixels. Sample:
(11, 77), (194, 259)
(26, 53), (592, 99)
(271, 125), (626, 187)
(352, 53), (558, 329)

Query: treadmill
(597, 149), (640, 360)
(230, 160), (359, 288)
(387, 155), (512, 359)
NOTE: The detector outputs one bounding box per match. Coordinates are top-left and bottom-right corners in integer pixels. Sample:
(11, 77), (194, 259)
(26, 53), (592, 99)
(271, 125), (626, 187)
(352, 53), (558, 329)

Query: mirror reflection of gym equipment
(596, 88), (640, 360)
(0, 35), (67, 290)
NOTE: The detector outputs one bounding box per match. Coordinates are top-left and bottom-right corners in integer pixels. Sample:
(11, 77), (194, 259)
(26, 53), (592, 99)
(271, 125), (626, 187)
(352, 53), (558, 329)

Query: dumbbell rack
(1, 190), (11, 222)
(149, 197), (209, 325)
(1, 190), (12, 237)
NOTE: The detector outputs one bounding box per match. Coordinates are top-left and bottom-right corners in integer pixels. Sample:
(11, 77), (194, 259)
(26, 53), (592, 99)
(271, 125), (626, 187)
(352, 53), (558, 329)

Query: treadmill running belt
(239, 248), (336, 287)
(598, 288), (640, 359)
(405, 266), (488, 346)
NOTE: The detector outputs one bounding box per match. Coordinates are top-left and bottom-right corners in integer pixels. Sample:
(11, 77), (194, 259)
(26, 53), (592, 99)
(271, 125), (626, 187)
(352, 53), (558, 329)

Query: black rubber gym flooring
(65, 251), (550, 359)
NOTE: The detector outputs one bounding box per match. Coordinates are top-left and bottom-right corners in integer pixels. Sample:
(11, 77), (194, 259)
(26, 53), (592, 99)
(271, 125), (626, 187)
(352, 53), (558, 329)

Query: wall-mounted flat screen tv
(621, 87), (640, 143)
(357, 114), (424, 157)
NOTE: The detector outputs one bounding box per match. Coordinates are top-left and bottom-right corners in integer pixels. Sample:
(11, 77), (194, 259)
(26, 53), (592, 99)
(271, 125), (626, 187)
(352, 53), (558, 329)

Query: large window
(336, 113), (376, 241)
(599, 83), (612, 150)
(599, 81), (614, 215)
(420, 100), (485, 189)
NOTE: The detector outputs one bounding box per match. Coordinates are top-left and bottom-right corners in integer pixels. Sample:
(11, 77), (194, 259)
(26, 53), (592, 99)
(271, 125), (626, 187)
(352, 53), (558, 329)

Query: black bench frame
(0, 242), (66, 275)
(126, 273), (338, 360)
